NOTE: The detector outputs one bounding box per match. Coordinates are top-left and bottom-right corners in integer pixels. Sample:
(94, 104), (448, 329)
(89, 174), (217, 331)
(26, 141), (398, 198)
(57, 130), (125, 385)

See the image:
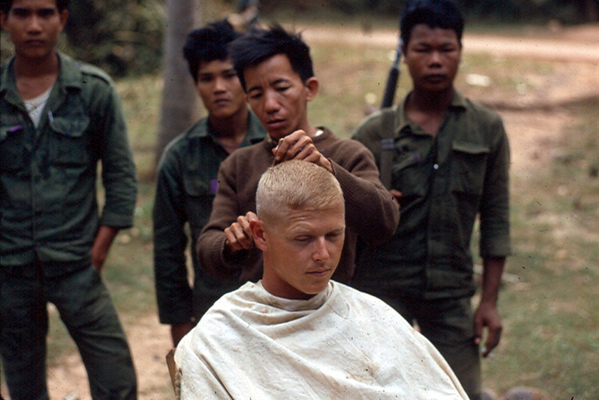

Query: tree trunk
(155, 0), (203, 174)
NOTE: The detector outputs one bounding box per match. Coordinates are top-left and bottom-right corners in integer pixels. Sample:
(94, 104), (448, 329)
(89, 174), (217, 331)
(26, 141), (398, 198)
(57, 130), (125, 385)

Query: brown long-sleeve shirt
(197, 127), (399, 285)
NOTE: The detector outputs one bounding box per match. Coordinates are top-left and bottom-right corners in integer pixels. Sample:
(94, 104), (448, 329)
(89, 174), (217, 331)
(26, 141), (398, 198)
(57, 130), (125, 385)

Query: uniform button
(433, 164), (439, 170)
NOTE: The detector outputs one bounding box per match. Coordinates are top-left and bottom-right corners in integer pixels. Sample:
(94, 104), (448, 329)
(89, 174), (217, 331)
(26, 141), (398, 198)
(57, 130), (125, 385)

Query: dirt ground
(2, 24), (598, 400)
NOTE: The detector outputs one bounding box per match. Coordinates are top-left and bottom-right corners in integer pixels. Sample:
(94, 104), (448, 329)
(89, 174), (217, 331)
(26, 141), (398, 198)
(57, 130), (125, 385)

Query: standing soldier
(1, 0), (138, 398)
(352, 1), (511, 399)
(153, 20), (266, 347)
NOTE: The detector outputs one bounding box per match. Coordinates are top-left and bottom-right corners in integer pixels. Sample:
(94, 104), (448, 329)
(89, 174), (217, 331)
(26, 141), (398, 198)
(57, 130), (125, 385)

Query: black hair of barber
(400, 0), (465, 47)
(183, 19), (241, 83)
(228, 24), (314, 92)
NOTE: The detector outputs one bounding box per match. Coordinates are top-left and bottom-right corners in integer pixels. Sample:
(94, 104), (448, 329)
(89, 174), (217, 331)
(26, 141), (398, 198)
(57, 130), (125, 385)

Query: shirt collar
(1, 51), (82, 105)
(1, 58), (18, 104)
(56, 50), (83, 91)
(394, 89), (467, 136)
(190, 110), (265, 145)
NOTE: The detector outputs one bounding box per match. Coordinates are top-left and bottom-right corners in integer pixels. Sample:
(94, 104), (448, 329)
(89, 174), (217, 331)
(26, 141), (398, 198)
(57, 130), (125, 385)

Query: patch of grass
(309, 42), (412, 137)
(480, 100), (599, 399)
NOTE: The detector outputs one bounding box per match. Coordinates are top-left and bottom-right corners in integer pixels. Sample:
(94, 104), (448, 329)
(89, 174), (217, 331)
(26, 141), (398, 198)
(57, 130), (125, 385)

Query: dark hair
(2, 0), (69, 14)
(228, 24), (314, 91)
(183, 19), (240, 83)
(400, 0), (464, 47)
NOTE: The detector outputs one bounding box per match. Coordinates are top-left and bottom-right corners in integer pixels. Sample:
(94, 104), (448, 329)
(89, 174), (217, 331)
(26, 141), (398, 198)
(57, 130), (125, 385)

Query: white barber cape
(175, 281), (468, 399)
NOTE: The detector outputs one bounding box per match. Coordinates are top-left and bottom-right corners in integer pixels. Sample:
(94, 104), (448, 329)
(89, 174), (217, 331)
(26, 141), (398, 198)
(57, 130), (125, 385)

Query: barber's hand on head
(272, 130), (333, 173)
(224, 212), (259, 253)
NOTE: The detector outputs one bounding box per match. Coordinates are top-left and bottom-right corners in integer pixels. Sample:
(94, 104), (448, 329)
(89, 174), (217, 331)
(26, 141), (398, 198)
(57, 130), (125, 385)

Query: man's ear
(0, 11), (7, 30)
(59, 10), (69, 32)
(250, 219), (268, 251)
(304, 77), (319, 101)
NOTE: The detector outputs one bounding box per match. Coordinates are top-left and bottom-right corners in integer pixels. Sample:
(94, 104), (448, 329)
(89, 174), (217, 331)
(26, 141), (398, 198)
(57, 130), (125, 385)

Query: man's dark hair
(228, 24), (314, 92)
(183, 19), (240, 83)
(400, 0), (464, 47)
(2, 0), (69, 14)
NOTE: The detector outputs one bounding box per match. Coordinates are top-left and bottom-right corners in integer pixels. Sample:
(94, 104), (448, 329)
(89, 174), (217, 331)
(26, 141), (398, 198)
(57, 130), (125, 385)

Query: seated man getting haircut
(175, 160), (468, 399)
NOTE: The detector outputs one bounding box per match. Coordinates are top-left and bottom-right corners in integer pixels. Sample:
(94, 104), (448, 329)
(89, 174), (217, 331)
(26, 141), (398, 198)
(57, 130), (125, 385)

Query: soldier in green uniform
(152, 20), (266, 347)
(352, 1), (511, 399)
(1, 0), (138, 398)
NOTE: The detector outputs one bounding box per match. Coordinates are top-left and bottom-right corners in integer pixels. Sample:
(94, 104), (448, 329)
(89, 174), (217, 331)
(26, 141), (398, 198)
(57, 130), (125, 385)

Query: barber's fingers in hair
(291, 145), (334, 173)
(224, 231), (244, 253)
(237, 214), (255, 236)
(245, 211), (259, 223)
(280, 136), (315, 163)
(272, 130), (308, 163)
(224, 222), (254, 252)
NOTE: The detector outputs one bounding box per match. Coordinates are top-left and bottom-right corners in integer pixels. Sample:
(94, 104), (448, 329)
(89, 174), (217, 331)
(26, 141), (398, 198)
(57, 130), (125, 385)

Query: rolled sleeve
(97, 85), (137, 229)
(479, 119), (511, 258)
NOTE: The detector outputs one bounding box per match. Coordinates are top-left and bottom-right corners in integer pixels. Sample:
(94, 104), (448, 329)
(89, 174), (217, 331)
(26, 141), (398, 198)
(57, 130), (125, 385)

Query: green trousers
(378, 294), (481, 400)
(1, 263), (137, 400)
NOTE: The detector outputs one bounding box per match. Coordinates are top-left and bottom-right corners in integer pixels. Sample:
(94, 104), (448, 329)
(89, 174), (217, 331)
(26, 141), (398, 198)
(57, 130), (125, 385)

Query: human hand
(272, 130), (333, 172)
(389, 189), (402, 201)
(224, 212), (259, 253)
(92, 226), (118, 274)
(474, 301), (503, 358)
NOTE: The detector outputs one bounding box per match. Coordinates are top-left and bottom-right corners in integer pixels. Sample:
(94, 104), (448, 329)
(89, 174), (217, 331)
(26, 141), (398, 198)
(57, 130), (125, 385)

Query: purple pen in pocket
(8, 125), (23, 133)
(211, 179), (219, 195)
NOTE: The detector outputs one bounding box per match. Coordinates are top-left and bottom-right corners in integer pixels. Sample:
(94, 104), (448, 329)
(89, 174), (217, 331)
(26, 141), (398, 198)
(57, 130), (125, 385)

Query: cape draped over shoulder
(175, 281), (468, 399)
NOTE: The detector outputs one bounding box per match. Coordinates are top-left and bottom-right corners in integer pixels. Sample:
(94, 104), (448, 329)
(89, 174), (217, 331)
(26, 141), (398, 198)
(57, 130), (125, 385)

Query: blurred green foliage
(64, 0), (165, 77)
(1, 0), (165, 77)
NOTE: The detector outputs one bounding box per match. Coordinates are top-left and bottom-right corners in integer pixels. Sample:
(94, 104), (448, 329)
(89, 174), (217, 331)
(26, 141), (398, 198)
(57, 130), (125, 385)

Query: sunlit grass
(479, 100), (599, 399)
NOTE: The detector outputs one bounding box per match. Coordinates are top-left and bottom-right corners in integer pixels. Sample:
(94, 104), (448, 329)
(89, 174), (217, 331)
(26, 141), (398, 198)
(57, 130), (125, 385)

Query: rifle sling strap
(379, 108), (396, 190)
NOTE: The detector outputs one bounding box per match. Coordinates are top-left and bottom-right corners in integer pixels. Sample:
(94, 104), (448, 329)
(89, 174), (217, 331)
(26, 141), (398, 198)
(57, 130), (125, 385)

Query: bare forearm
(480, 257), (505, 305)
(92, 225), (119, 273)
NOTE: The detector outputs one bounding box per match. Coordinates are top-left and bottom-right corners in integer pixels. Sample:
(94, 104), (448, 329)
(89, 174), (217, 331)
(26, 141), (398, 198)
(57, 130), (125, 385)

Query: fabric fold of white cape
(175, 281), (468, 399)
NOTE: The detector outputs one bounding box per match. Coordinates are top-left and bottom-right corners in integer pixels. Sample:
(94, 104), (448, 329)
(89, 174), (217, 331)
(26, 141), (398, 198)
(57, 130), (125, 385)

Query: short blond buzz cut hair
(256, 160), (344, 225)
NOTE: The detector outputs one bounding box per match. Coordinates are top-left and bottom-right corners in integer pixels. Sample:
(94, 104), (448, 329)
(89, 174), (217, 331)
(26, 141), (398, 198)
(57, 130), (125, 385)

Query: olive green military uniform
(1, 51), (137, 399)
(352, 91), (510, 400)
(153, 112), (265, 326)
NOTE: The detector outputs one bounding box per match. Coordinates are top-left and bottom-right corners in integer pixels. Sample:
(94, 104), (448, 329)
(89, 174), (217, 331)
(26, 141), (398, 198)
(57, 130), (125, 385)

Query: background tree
(155, 0), (203, 171)
(64, 0), (164, 76)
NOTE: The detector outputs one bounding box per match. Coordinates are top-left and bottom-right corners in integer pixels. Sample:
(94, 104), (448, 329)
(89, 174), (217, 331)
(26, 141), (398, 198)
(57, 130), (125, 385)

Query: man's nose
(264, 91), (280, 113)
(214, 76), (226, 92)
(312, 237), (330, 262)
(429, 50), (442, 66)
(27, 15), (43, 32)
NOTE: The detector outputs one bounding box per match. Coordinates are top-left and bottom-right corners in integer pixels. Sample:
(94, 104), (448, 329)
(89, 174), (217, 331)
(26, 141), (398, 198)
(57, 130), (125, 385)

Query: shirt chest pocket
(49, 113), (91, 166)
(0, 125), (25, 171)
(183, 174), (216, 229)
(450, 142), (490, 195)
(391, 138), (430, 198)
